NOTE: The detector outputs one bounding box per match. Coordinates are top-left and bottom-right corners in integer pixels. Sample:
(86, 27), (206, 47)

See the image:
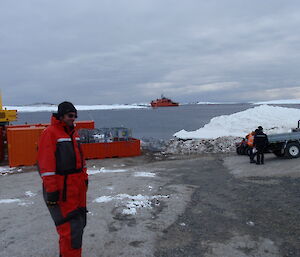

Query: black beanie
(57, 101), (77, 117)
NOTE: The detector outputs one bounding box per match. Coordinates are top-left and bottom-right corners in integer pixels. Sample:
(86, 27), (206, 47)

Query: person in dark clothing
(253, 126), (269, 165)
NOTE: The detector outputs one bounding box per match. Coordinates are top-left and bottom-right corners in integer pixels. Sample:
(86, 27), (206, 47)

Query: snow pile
(164, 137), (242, 155)
(93, 193), (169, 215)
(174, 105), (300, 139)
(5, 104), (148, 112)
(87, 167), (127, 175)
(134, 172), (156, 177)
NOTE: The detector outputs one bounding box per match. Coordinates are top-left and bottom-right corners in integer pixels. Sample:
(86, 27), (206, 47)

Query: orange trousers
(44, 173), (87, 257)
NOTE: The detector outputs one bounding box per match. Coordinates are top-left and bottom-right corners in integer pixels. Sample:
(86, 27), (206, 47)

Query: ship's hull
(151, 102), (179, 107)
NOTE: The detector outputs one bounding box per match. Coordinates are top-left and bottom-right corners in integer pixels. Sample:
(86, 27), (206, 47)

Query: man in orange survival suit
(247, 131), (256, 163)
(38, 101), (88, 257)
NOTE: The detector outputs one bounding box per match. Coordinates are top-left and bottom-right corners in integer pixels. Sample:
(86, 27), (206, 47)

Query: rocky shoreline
(142, 136), (242, 155)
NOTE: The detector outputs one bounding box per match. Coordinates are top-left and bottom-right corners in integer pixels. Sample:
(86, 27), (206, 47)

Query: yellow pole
(0, 90), (2, 110)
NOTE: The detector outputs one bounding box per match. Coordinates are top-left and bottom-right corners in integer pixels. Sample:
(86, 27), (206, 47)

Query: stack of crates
(111, 127), (132, 141)
(78, 127), (133, 143)
(79, 127), (140, 159)
(78, 128), (113, 143)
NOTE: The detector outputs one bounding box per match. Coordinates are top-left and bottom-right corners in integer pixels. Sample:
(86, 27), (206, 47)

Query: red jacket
(38, 115), (88, 202)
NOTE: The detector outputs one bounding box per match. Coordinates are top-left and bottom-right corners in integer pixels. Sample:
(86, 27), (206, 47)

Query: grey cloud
(1, 0), (300, 104)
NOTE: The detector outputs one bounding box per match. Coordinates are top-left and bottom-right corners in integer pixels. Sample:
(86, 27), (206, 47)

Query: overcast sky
(1, 0), (300, 105)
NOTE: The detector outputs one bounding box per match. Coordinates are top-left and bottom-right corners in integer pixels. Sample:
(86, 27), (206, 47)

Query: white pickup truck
(237, 121), (300, 158)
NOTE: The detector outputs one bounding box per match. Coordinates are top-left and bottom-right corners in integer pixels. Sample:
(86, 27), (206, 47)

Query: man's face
(61, 112), (77, 127)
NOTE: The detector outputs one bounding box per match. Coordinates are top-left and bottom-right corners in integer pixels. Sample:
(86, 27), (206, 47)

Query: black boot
(256, 153), (261, 165)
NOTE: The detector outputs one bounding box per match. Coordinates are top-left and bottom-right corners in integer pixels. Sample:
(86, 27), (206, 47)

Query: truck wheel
(273, 150), (284, 157)
(239, 146), (245, 155)
(285, 143), (300, 158)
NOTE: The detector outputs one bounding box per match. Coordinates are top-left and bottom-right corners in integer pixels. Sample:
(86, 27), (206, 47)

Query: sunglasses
(67, 113), (77, 119)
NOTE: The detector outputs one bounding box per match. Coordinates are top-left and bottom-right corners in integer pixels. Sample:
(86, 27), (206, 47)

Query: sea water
(13, 104), (300, 139)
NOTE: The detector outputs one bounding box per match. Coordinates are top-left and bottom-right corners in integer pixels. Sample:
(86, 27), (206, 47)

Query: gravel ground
(0, 152), (299, 257)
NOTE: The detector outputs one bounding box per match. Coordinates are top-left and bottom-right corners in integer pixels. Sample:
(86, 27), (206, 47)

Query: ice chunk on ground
(25, 191), (36, 197)
(93, 194), (169, 215)
(0, 198), (34, 206)
(87, 167), (127, 175)
(93, 196), (115, 203)
(0, 199), (22, 204)
(134, 172), (156, 177)
(122, 207), (137, 215)
(18, 201), (34, 206)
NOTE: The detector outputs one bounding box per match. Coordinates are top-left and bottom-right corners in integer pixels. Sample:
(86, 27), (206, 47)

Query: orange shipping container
(7, 127), (45, 167)
(6, 123), (138, 167)
(74, 121), (95, 130)
(81, 139), (141, 159)
(7, 120), (94, 131)
(6, 124), (47, 130)
(0, 127), (4, 162)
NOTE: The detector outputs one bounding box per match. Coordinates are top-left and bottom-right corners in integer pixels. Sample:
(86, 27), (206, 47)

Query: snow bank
(254, 99), (300, 105)
(174, 105), (300, 139)
(5, 104), (148, 112)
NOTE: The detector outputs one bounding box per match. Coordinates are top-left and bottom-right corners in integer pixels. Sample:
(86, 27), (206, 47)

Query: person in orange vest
(38, 102), (88, 257)
(247, 131), (256, 163)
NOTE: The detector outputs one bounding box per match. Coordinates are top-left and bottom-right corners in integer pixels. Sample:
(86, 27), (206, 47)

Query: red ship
(150, 95), (179, 107)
